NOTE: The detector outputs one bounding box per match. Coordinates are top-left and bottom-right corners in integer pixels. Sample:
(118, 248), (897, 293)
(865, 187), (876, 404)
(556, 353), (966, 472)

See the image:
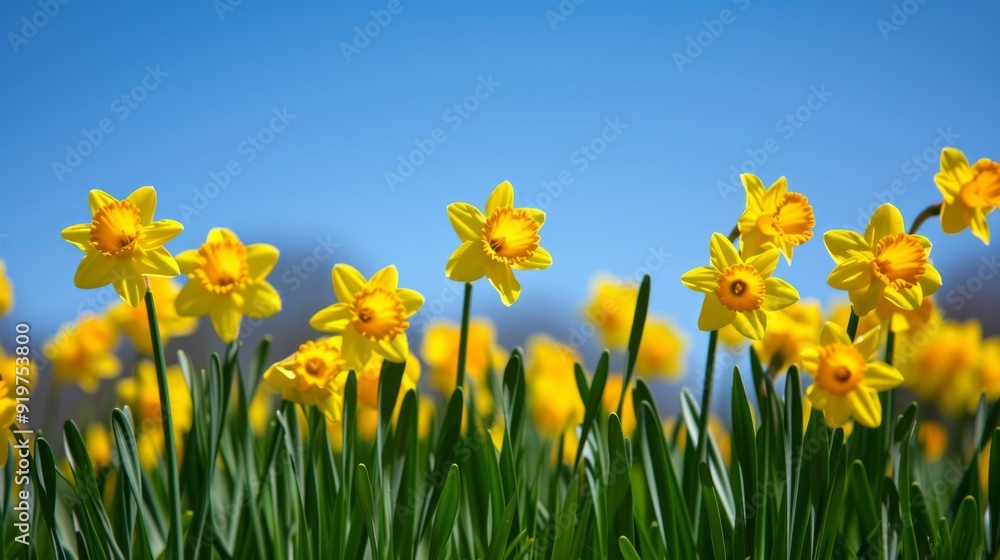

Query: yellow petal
(126, 186), (157, 225)
(848, 390), (881, 428)
(746, 249), (779, 278)
(447, 203), (486, 242)
(732, 309), (766, 340)
(820, 321), (852, 346)
(939, 200), (970, 234)
(485, 261), (521, 306)
(176, 250), (199, 275)
(133, 247), (180, 278)
(827, 258), (872, 290)
(864, 204), (905, 246)
(113, 272), (147, 308)
(883, 284), (922, 311)
(446, 242), (488, 282)
(525, 208), (545, 226)
(849, 281), (886, 316)
(341, 328), (373, 368)
(764, 176), (788, 207)
(89, 189), (118, 214)
(824, 230), (871, 263)
(823, 395), (853, 428)
(369, 265), (399, 290)
(939, 147), (973, 191)
(512, 246), (552, 271)
(309, 302), (352, 331)
(486, 181), (514, 215)
(853, 325), (881, 359)
(681, 266), (720, 294)
(918, 264), (942, 297)
(863, 361), (903, 391)
(246, 244), (279, 281)
(240, 281), (281, 318)
(378, 334), (409, 363)
(140, 220), (183, 249)
(709, 233), (741, 271)
(969, 210), (991, 245)
(209, 303), (243, 342)
(176, 282), (211, 316)
(762, 277), (798, 311)
(318, 392), (343, 424)
(698, 295), (736, 332)
(332, 264), (366, 303)
(740, 173), (767, 212)
(74, 252), (118, 289)
(207, 227), (239, 244)
(396, 288), (424, 315)
(62, 223), (92, 251)
(800, 348), (819, 374)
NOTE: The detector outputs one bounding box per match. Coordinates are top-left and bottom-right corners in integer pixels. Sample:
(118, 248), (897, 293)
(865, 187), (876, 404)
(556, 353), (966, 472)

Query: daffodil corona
(264, 337), (347, 423)
(935, 147), (1000, 244)
(737, 174), (815, 263)
(446, 181), (551, 306)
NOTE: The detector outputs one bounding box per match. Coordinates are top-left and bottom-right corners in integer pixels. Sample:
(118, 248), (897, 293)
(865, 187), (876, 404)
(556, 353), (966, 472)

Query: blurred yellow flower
(717, 324), (747, 349)
(803, 322), (903, 428)
(85, 425), (113, 470)
(248, 388), (275, 435)
(525, 334), (584, 437)
(356, 406), (379, 441)
(356, 352), (421, 410)
(827, 302), (880, 341)
(109, 277), (198, 355)
(737, 174), (815, 263)
(602, 375), (635, 435)
(898, 319), (982, 415)
(310, 264), (423, 369)
(117, 362), (192, 470)
(175, 228), (281, 343)
(0, 260), (13, 316)
(446, 181), (551, 306)
(918, 420), (948, 463)
(421, 319), (506, 410)
(875, 296), (938, 334)
(45, 314), (121, 393)
(583, 277), (638, 349)
(636, 317), (685, 378)
(802, 395), (854, 437)
(824, 204), (941, 316)
(0, 394), (15, 466)
(418, 395), (436, 440)
(682, 233), (798, 339)
(263, 337), (346, 423)
(935, 147), (1000, 244)
(980, 338), (1000, 404)
(754, 300), (822, 371)
(61, 187), (183, 307)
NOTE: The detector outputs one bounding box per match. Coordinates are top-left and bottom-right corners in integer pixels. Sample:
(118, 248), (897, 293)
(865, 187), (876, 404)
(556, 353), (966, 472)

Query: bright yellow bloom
(754, 300), (823, 371)
(602, 375), (635, 435)
(717, 324), (747, 349)
(310, 264), (423, 369)
(525, 334), (584, 437)
(802, 396), (854, 436)
(85, 425), (114, 470)
(875, 295), (938, 334)
(117, 362), (192, 470)
(583, 277), (638, 349)
(802, 322), (903, 428)
(980, 338), (1000, 404)
(681, 233), (799, 339)
(737, 174), (815, 263)
(175, 228), (281, 343)
(824, 204), (942, 316)
(446, 181), (552, 306)
(61, 187), (183, 307)
(45, 314), (121, 392)
(356, 352), (421, 409)
(248, 388), (275, 435)
(263, 337), (346, 423)
(0, 260), (13, 316)
(109, 277), (198, 355)
(635, 316), (686, 378)
(897, 319), (982, 415)
(935, 147), (1000, 244)
(918, 420), (948, 463)
(356, 406), (379, 441)
(421, 319), (506, 410)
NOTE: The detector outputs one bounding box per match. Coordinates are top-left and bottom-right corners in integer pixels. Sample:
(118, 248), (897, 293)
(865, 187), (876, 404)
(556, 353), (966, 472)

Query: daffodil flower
(584, 277), (638, 349)
(681, 233), (799, 339)
(446, 181), (552, 306)
(263, 337), (347, 423)
(934, 147), (1000, 244)
(45, 314), (121, 393)
(61, 187), (183, 307)
(803, 322), (903, 428)
(310, 264), (423, 368)
(635, 317), (686, 378)
(175, 228), (282, 343)
(824, 203), (941, 316)
(737, 174), (815, 263)
(109, 277), (198, 355)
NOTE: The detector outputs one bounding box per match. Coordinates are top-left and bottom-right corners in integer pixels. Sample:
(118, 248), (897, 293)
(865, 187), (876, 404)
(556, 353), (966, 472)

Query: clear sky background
(2, 1), (999, 414)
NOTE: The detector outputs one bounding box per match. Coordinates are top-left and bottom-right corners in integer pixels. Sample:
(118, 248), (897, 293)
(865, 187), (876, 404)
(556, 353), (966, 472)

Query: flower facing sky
(934, 147), (1000, 244)
(681, 233), (799, 339)
(175, 228), (281, 343)
(310, 264), (423, 369)
(446, 181), (552, 306)
(61, 187), (183, 307)
(737, 174), (815, 263)
(263, 337), (347, 423)
(109, 277), (198, 355)
(802, 322), (903, 428)
(45, 314), (121, 393)
(824, 204), (941, 316)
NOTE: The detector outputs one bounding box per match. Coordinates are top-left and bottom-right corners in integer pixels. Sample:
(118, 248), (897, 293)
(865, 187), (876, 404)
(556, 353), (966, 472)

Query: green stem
(692, 329), (719, 531)
(846, 309), (861, 342)
(727, 224), (740, 243)
(144, 286), (183, 560)
(456, 282), (472, 390)
(908, 202), (942, 235)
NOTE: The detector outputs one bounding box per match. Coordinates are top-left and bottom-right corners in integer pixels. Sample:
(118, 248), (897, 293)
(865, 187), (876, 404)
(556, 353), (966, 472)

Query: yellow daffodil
(85, 425), (114, 470)
(0, 260), (12, 316)
(445, 181), (551, 306)
(824, 204), (941, 316)
(356, 352), (421, 409)
(421, 319), (506, 410)
(310, 264), (423, 369)
(602, 375), (635, 435)
(737, 174), (816, 263)
(45, 314), (121, 392)
(175, 228), (281, 343)
(898, 319), (982, 415)
(754, 300), (823, 371)
(117, 362), (192, 470)
(583, 277), (638, 349)
(418, 395), (436, 440)
(61, 187), (183, 307)
(875, 295), (938, 334)
(918, 420), (948, 463)
(635, 316), (686, 379)
(718, 324), (747, 349)
(802, 396), (853, 436)
(109, 277), (198, 355)
(681, 233), (799, 339)
(935, 147), (1000, 244)
(802, 322), (903, 428)
(525, 334), (584, 437)
(980, 338), (1000, 404)
(248, 388), (275, 435)
(827, 301), (881, 340)
(263, 337), (347, 423)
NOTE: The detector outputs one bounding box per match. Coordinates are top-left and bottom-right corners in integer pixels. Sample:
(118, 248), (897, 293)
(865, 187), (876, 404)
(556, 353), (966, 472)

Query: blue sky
(2, 1), (999, 404)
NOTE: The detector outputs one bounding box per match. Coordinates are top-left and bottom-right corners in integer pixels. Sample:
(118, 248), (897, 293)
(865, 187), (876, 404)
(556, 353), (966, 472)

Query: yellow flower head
(61, 187), (183, 307)
(897, 319), (982, 415)
(248, 388), (275, 435)
(935, 147), (1000, 244)
(635, 316), (686, 379)
(980, 338), (1000, 405)
(824, 204), (942, 316)
(602, 374), (635, 435)
(175, 228), (281, 343)
(446, 181), (552, 306)
(263, 337), (347, 423)
(583, 277), (638, 350)
(754, 300), (823, 371)
(0, 260), (13, 316)
(802, 322), (903, 428)
(109, 277), (198, 355)
(421, 319), (505, 412)
(525, 334), (584, 437)
(875, 295), (939, 334)
(681, 233), (799, 339)
(418, 395), (436, 440)
(45, 314), (121, 393)
(85, 425), (114, 470)
(310, 264), (423, 369)
(918, 420), (948, 463)
(356, 351), (421, 410)
(717, 324), (747, 349)
(738, 174), (816, 263)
